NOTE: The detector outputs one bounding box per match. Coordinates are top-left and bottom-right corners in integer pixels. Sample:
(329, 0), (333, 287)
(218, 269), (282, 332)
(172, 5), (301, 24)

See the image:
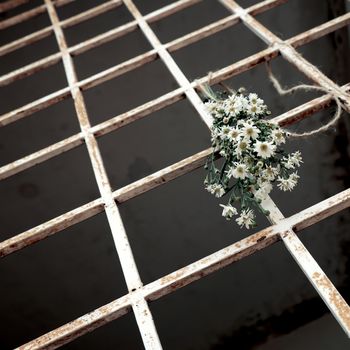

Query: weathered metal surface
(1, 0), (350, 348)
(17, 295), (132, 350)
(0, 0), (200, 74)
(262, 196), (350, 337)
(0, 1), (348, 258)
(2, 76), (348, 256)
(45, 1), (163, 348)
(0, 0), (74, 30)
(0, 0), (201, 57)
(221, 0), (350, 336)
(0, 197), (104, 258)
(283, 231), (350, 336)
(0, 133), (84, 180)
(0, 0), (31, 14)
(123, 0), (212, 127)
(0, 0), (122, 57)
(113, 148), (212, 203)
(0, 87), (71, 126)
(17, 187), (350, 349)
(272, 83), (350, 127)
(0, 148), (211, 257)
(2, 8), (349, 125)
(0, 0), (285, 86)
(220, 0), (350, 111)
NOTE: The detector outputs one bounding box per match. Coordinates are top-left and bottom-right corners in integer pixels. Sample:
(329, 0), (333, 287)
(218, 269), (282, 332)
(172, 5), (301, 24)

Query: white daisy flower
(226, 162), (249, 180)
(219, 149), (228, 157)
(262, 165), (279, 181)
(282, 151), (303, 169)
(290, 172), (300, 183)
(212, 184), (226, 197)
(205, 184), (214, 194)
(248, 93), (266, 110)
(224, 98), (241, 117)
(220, 126), (231, 139)
(204, 101), (218, 115)
(254, 188), (268, 201)
(282, 156), (295, 169)
(224, 104), (237, 117)
(253, 180), (273, 201)
(256, 98), (265, 106)
(236, 139), (250, 156)
(235, 95), (248, 110)
(236, 209), (255, 229)
(206, 183), (226, 197)
(277, 175), (297, 192)
(237, 119), (253, 127)
(260, 181), (273, 194)
(241, 123), (261, 140)
(254, 140), (276, 159)
(271, 129), (286, 145)
(226, 93), (237, 104)
(228, 127), (241, 143)
(291, 151), (303, 167)
(219, 204), (238, 220)
(247, 103), (262, 116)
(248, 93), (259, 103)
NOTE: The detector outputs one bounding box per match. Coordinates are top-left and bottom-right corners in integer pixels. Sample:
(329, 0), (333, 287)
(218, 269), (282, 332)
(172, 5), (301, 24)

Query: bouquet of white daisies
(203, 87), (302, 229)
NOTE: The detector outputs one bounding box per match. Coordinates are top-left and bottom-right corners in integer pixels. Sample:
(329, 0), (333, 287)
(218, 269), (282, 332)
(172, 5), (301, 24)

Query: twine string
(197, 54), (349, 138)
(266, 60), (350, 138)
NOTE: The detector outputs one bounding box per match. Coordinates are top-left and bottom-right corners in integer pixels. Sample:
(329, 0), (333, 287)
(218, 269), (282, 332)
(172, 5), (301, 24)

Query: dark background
(0, 0), (349, 349)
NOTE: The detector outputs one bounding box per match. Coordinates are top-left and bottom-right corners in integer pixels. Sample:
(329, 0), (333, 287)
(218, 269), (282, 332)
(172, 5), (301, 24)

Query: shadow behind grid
(0, 212), (129, 349)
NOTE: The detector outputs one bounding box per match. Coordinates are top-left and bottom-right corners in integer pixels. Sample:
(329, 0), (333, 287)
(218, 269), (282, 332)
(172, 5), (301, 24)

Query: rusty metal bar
(0, 0), (200, 58)
(131, 0), (350, 338)
(0, 0), (285, 86)
(1, 9), (349, 126)
(0, 0), (31, 14)
(1, 76), (346, 256)
(0, 0), (280, 58)
(0, 2), (348, 284)
(0, 148), (211, 257)
(17, 188), (350, 349)
(123, 0), (211, 127)
(0, 88), (182, 179)
(0, 0), (74, 30)
(0, 0), (123, 56)
(0, 16), (349, 259)
(219, 0), (350, 336)
(45, 1), (162, 348)
(220, 0), (350, 110)
(17, 294), (132, 350)
(263, 196), (350, 337)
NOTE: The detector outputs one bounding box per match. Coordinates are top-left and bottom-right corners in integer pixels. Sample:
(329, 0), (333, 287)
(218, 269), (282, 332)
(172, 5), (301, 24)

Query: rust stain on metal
(0, 0), (31, 13)
(0, 0), (74, 30)
(256, 235), (266, 243)
(312, 272), (350, 330)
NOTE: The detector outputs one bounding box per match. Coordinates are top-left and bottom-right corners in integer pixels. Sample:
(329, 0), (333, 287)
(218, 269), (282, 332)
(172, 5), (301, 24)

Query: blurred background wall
(0, 0), (349, 349)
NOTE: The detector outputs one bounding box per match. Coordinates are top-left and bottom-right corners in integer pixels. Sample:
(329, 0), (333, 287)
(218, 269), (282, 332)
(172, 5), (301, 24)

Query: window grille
(0, 0), (349, 348)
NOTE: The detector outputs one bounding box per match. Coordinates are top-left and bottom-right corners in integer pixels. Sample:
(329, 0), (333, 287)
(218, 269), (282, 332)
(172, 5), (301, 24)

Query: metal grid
(0, 0), (349, 348)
